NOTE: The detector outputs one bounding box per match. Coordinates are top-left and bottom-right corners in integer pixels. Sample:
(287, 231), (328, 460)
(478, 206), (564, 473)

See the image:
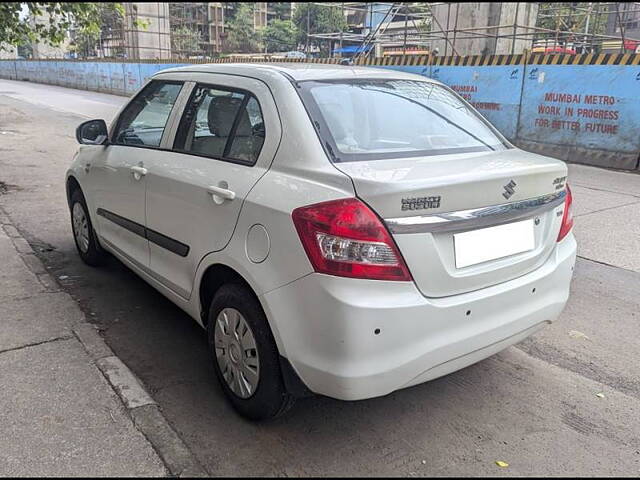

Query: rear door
(143, 74), (281, 299)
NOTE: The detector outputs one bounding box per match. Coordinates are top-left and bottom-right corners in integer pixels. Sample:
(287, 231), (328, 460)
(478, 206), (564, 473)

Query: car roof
(155, 62), (439, 84)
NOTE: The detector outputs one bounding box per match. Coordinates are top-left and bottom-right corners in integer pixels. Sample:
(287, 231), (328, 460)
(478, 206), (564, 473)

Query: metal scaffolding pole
(72, 2), (640, 61)
(307, 2), (640, 59)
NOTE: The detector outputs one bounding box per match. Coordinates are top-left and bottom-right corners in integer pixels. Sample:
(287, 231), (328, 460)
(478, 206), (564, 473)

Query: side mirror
(76, 119), (108, 145)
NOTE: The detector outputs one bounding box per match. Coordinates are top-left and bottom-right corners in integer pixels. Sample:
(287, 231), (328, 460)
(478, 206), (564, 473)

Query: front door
(92, 80), (184, 266)
(143, 74), (281, 299)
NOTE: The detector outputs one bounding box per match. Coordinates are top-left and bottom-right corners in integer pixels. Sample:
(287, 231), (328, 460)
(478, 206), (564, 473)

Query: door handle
(207, 184), (236, 204)
(130, 165), (148, 180)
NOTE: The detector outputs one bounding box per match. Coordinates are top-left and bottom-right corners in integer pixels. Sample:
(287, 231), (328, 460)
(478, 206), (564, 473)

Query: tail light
(557, 184), (574, 242)
(292, 198), (412, 281)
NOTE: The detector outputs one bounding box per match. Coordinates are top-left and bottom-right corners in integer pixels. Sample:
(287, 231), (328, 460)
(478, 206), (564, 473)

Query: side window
(227, 96), (265, 163)
(113, 81), (183, 148)
(174, 84), (265, 165)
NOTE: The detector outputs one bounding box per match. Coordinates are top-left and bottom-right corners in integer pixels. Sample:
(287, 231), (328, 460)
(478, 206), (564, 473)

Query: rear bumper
(261, 234), (577, 401)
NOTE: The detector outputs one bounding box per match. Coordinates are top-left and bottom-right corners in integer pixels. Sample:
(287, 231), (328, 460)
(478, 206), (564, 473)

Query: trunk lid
(334, 148), (568, 298)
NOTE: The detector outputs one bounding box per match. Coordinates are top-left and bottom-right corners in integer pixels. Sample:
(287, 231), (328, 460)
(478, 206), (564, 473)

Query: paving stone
(0, 339), (166, 476)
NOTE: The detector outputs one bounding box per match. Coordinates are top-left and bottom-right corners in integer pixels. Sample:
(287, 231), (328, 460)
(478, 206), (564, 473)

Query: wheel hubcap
(214, 308), (260, 399)
(72, 203), (90, 254)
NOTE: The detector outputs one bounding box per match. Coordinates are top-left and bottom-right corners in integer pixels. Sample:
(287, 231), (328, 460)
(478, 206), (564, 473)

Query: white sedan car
(66, 63), (576, 420)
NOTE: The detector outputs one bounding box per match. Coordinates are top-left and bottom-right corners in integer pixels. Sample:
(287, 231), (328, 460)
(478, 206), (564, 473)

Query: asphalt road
(1, 79), (639, 476)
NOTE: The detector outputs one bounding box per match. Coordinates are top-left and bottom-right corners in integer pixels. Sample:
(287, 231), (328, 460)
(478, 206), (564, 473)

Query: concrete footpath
(0, 207), (206, 476)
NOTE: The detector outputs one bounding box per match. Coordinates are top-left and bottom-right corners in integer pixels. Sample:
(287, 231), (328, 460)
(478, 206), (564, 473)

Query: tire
(69, 188), (107, 267)
(207, 283), (295, 420)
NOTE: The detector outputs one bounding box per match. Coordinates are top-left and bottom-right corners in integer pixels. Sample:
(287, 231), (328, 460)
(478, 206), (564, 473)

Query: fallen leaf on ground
(569, 330), (590, 340)
(495, 461), (509, 468)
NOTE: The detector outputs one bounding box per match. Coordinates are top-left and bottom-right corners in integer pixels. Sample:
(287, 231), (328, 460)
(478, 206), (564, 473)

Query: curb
(0, 206), (208, 478)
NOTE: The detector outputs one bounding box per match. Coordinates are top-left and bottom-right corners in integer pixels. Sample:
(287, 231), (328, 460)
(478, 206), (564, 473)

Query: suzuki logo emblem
(502, 180), (517, 199)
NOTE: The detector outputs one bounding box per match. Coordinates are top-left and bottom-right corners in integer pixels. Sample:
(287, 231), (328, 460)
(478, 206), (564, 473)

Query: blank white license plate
(454, 219), (535, 268)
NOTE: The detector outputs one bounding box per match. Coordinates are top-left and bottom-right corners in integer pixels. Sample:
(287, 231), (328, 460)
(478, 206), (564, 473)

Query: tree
(292, 3), (346, 55)
(17, 38), (33, 58)
(263, 19), (297, 53)
(536, 3), (607, 51)
(171, 26), (203, 58)
(69, 3), (124, 58)
(0, 3), (102, 49)
(224, 2), (261, 53)
(270, 2), (294, 21)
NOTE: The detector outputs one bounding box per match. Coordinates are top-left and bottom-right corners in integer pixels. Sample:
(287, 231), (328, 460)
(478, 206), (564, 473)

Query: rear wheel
(207, 283), (295, 420)
(70, 188), (107, 266)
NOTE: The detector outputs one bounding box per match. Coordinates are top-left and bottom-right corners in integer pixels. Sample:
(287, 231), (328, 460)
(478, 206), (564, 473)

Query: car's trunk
(334, 149), (568, 298)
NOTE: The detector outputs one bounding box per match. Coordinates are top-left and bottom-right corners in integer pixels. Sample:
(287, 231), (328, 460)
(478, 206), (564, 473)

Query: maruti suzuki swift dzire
(67, 64), (576, 419)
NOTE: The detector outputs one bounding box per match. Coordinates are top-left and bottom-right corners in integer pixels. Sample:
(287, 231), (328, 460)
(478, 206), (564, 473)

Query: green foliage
(224, 2), (261, 53)
(292, 3), (347, 54)
(70, 3), (124, 58)
(263, 19), (297, 52)
(0, 2), (102, 48)
(270, 2), (293, 21)
(171, 26), (203, 57)
(17, 38), (33, 58)
(536, 3), (606, 42)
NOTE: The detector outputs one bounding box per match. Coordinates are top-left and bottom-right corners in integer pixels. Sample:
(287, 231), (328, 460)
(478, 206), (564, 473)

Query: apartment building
(604, 2), (640, 52)
(173, 2), (294, 56)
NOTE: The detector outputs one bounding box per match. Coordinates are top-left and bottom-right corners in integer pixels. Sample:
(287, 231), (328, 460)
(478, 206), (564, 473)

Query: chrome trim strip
(386, 190), (566, 234)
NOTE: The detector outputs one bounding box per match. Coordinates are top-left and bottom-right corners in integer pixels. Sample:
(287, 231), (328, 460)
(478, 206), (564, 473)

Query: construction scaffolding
(307, 2), (640, 60)
(77, 2), (172, 60)
(68, 2), (276, 61)
(60, 2), (640, 61)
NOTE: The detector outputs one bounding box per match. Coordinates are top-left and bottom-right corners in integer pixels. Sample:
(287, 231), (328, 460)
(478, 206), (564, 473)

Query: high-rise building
(21, 2), (297, 60)
(604, 2), (640, 52)
(169, 2), (215, 56)
(169, 2), (294, 56)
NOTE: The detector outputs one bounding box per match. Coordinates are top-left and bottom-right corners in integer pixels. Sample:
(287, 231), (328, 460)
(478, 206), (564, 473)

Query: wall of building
(125, 2), (172, 59)
(431, 2), (539, 56)
(0, 54), (638, 171)
(0, 44), (18, 60)
(605, 3), (640, 44)
(29, 11), (72, 59)
(494, 2), (540, 55)
(431, 3), (499, 56)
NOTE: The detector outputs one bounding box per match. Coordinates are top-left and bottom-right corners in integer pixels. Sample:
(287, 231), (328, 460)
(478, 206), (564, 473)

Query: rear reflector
(292, 198), (412, 281)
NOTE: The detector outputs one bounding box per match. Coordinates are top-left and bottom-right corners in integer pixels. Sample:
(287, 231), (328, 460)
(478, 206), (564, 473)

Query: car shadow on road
(27, 236), (585, 476)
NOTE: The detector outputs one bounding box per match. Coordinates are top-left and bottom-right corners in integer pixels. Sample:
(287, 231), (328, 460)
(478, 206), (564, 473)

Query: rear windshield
(297, 79), (510, 162)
